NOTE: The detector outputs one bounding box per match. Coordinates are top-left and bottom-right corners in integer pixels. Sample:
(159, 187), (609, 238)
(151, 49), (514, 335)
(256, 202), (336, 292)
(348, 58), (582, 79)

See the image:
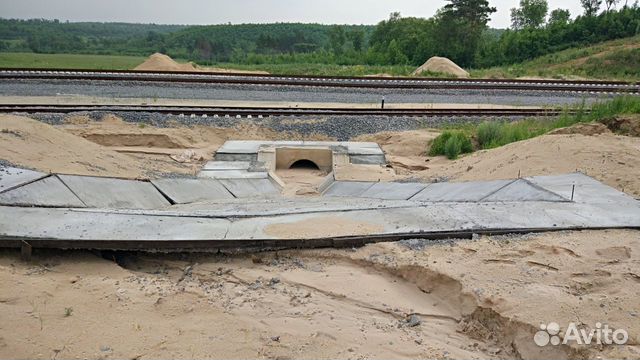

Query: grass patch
(0, 52), (148, 70)
(428, 130), (473, 159)
(429, 96), (640, 158)
(209, 62), (417, 77)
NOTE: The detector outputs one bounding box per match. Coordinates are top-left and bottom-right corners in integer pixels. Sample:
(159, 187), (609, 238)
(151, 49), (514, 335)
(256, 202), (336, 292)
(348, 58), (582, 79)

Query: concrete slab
(201, 161), (251, 171)
(481, 179), (567, 202)
(526, 173), (638, 205)
(198, 170), (269, 179)
(359, 182), (427, 200)
(151, 178), (234, 204)
(410, 180), (513, 202)
(219, 178), (280, 198)
(216, 140), (268, 154)
(58, 175), (170, 209)
(349, 154), (387, 165)
(216, 141), (385, 156)
(74, 197), (415, 218)
(0, 176), (85, 207)
(0, 206), (229, 241)
(323, 181), (376, 197)
(0, 166), (47, 193)
(213, 153), (257, 162)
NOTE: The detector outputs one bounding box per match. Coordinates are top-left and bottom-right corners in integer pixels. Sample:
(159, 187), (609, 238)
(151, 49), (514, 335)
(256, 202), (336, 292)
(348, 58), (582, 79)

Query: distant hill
(0, 18), (373, 61)
(475, 35), (640, 81)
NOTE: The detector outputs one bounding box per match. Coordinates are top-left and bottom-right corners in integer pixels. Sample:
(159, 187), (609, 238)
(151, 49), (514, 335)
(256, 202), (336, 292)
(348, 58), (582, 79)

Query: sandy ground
(0, 114), (330, 179)
(2, 115), (640, 359)
(0, 229), (638, 359)
(356, 126), (640, 198)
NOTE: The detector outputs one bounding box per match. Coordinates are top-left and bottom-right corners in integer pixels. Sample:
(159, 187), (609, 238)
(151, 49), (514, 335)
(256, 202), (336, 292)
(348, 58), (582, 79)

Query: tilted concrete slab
(0, 206), (229, 241)
(349, 154), (387, 165)
(323, 181), (376, 197)
(410, 180), (513, 202)
(0, 166), (47, 194)
(526, 173), (638, 205)
(359, 182), (427, 200)
(70, 197), (416, 218)
(151, 178), (234, 204)
(1, 173), (639, 251)
(58, 175), (170, 209)
(201, 161), (251, 171)
(481, 179), (567, 202)
(0, 175), (85, 208)
(219, 178), (280, 198)
(198, 170), (269, 179)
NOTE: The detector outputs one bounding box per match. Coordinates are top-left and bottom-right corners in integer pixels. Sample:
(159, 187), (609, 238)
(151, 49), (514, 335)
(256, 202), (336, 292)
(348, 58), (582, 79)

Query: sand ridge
(134, 53), (269, 74)
(412, 56), (470, 78)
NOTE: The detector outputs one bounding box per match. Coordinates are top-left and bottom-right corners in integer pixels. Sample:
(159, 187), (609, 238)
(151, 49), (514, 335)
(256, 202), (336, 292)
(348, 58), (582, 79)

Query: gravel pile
(27, 111), (534, 140)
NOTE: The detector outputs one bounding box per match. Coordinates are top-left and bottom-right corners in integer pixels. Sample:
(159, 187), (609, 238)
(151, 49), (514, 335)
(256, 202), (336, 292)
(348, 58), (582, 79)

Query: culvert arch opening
(289, 159), (320, 170)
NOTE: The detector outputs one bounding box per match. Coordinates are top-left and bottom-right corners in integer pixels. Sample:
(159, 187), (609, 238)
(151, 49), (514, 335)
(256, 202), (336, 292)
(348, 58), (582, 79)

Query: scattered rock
(269, 277), (280, 286)
(270, 335), (280, 342)
(248, 280), (262, 290)
(406, 314), (421, 327)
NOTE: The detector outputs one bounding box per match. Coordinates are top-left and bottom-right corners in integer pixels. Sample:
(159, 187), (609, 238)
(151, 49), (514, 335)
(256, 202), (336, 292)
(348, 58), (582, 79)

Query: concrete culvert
(289, 159), (320, 170)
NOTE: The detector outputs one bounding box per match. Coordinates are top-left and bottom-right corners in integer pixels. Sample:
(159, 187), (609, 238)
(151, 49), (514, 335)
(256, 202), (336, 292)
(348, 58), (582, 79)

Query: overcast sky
(0, 0), (589, 29)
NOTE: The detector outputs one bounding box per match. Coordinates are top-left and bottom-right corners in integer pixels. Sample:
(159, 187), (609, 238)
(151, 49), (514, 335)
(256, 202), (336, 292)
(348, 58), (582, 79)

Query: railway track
(0, 104), (587, 117)
(1, 68), (638, 94)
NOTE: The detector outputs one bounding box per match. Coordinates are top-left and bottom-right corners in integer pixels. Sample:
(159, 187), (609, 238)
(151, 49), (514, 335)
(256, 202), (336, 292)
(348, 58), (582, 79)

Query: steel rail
(1, 68), (638, 93)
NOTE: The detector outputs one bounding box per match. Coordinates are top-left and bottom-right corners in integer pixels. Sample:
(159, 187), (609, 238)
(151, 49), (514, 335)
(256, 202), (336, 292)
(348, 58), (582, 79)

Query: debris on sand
(548, 122), (611, 136)
(406, 314), (421, 327)
(412, 56), (469, 78)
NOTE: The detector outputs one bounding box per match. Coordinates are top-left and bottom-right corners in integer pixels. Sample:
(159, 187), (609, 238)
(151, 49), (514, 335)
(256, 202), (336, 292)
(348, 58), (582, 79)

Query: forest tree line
(1, 0), (639, 69)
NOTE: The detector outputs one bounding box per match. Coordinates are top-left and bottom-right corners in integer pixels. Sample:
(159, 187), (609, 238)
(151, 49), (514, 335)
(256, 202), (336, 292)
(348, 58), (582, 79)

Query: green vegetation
(429, 96), (640, 158)
(428, 130), (474, 159)
(211, 63), (417, 76)
(472, 36), (640, 81)
(0, 52), (147, 69)
(1, 1), (638, 77)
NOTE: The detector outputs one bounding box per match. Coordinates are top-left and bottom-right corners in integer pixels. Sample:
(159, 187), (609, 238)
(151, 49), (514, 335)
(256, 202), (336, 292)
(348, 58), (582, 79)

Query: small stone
(270, 335), (280, 342)
(248, 281), (262, 290)
(415, 338), (423, 345)
(100, 345), (111, 352)
(269, 277), (280, 285)
(407, 314), (421, 327)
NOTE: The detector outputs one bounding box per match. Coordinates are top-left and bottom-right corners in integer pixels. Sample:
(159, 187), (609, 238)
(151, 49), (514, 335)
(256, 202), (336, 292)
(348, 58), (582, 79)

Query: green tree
(581, 0), (603, 16)
(328, 25), (346, 55)
(434, 0), (497, 66)
(548, 8), (571, 26)
(605, 0), (621, 11)
(348, 29), (365, 52)
(511, 0), (549, 29)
